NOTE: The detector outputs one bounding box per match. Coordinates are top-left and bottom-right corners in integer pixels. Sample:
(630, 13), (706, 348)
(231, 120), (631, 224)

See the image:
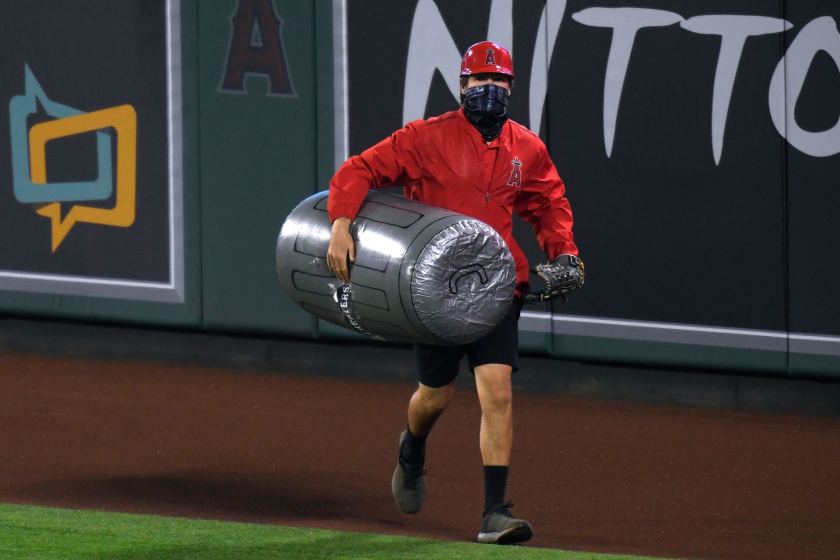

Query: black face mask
(462, 83), (509, 142)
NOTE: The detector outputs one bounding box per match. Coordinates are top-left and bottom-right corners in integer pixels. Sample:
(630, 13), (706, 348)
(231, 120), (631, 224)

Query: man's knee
(415, 381), (455, 413)
(485, 384), (512, 411)
(475, 365), (513, 411)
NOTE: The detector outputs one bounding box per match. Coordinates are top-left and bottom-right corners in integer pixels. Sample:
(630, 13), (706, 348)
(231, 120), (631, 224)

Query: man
(326, 41), (583, 545)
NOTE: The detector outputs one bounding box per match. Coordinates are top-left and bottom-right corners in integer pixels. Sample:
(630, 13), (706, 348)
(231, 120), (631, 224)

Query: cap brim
(460, 66), (514, 78)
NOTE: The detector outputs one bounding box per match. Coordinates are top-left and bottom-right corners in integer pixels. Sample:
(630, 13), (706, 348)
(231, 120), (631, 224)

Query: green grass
(0, 503), (670, 560)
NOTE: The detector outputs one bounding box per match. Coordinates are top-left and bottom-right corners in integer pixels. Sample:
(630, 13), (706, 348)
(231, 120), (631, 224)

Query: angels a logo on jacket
(485, 48), (496, 66)
(507, 157), (522, 188)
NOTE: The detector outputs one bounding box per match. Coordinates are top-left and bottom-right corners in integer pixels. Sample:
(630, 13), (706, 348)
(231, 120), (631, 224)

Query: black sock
(483, 466), (509, 515)
(400, 427), (426, 465)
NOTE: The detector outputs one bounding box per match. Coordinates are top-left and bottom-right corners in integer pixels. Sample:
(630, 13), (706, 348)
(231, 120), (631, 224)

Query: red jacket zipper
(486, 146), (499, 205)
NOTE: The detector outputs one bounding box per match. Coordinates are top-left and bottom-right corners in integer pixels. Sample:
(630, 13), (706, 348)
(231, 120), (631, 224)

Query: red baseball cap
(460, 41), (514, 78)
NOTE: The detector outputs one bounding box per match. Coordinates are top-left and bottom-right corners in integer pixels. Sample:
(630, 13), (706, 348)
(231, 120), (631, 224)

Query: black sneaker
(391, 430), (426, 514)
(477, 502), (532, 544)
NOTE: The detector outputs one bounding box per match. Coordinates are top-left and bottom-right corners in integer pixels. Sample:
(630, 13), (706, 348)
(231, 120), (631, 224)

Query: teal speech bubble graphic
(9, 64), (113, 204)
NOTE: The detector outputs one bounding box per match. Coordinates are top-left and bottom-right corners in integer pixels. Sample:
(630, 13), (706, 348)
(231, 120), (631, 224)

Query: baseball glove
(524, 254), (585, 304)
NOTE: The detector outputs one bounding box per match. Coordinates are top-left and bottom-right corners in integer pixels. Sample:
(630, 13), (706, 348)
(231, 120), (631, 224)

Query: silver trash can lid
(410, 220), (517, 344)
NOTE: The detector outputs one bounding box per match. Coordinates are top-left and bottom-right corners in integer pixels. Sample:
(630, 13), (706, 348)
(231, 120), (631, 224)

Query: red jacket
(329, 108), (577, 297)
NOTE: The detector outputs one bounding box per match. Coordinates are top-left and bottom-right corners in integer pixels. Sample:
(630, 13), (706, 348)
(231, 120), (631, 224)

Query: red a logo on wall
(219, 0), (296, 96)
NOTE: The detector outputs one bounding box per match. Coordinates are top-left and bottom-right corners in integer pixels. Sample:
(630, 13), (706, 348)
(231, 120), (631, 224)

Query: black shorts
(413, 297), (523, 389)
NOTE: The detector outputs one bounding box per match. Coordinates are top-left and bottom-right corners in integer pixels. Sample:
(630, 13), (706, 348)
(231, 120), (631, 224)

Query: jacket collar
(456, 107), (510, 149)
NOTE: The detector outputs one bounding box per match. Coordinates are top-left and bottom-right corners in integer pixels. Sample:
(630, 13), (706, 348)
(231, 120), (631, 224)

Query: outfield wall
(0, 0), (839, 378)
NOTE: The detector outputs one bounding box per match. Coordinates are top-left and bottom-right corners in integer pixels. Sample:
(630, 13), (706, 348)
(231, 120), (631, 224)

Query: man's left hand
(524, 254), (585, 304)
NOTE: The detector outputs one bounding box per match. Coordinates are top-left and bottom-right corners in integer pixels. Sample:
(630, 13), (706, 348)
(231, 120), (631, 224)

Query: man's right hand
(327, 217), (355, 283)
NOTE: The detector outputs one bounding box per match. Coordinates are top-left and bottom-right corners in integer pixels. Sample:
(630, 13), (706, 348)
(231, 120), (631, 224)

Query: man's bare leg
(407, 380), (456, 437)
(474, 363), (513, 466)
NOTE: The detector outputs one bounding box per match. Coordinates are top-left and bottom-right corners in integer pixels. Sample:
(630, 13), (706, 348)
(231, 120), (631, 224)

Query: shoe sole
(477, 523), (533, 545)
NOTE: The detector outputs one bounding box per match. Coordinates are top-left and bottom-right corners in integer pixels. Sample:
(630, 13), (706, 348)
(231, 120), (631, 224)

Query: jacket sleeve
(513, 143), (578, 259)
(328, 122), (424, 222)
